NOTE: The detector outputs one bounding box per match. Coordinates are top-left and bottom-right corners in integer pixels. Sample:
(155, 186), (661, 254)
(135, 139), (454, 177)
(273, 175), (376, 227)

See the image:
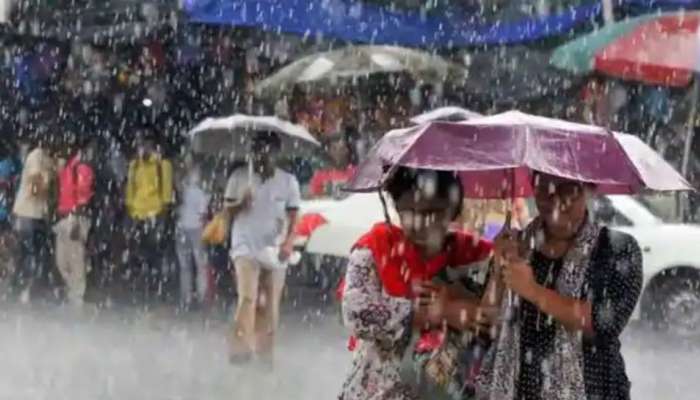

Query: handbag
(411, 264), (494, 400)
(201, 213), (229, 245)
(411, 328), (490, 400)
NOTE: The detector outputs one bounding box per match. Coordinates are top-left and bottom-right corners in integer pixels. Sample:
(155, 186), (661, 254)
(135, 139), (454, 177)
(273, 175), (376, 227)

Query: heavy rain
(0, 1), (699, 399)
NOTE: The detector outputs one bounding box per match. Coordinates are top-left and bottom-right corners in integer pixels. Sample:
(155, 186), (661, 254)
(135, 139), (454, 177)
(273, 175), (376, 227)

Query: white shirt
(225, 167), (301, 269)
(13, 148), (54, 220)
(177, 172), (211, 230)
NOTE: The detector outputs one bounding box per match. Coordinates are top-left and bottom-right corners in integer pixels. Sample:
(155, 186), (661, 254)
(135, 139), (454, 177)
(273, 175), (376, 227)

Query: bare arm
(284, 208), (299, 244)
(524, 234), (643, 338)
(442, 297), (482, 331)
(415, 281), (497, 333)
(503, 258), (594, 335)
(343, 249), (413, 351)
(529, 285), (594, 335)
(222, 200), (247, 220)
(222, 172), (251, 220)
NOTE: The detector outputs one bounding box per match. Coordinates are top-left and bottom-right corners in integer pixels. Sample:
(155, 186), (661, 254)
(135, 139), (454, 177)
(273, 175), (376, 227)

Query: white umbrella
(256, 45), (465, 96)
(187, 114), (320, 157)
(301, 193), (397, 258)
(614, 132), (692, 192)
(410, 106), (482, 124)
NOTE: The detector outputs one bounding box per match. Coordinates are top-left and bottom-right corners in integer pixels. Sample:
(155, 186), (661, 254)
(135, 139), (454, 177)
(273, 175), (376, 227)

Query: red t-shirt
(57, 155), (95, 216)
(308, 166), (356, 197)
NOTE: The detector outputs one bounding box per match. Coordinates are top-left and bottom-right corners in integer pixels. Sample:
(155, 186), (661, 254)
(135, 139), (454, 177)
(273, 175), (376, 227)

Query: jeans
(127, 217), (166, 303)
(13, 217), (50, 295)
(176, 227), (209, 307)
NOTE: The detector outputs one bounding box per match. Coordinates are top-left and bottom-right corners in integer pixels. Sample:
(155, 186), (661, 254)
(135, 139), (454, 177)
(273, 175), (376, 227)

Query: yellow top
(126, 155), (173, 220)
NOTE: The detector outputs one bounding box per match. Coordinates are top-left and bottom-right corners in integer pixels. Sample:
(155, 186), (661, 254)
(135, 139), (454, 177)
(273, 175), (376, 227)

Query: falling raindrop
(459, 309), (468, 325)
(19, 289), (30, 304)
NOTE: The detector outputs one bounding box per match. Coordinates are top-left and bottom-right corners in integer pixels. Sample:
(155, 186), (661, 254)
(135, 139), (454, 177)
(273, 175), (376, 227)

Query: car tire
(646, 273), (700, 338)
(317, 256), (347, 293)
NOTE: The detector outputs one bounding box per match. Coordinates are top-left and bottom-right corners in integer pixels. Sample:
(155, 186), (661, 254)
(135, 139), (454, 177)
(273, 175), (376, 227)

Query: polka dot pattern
(516, 229), (642, 400)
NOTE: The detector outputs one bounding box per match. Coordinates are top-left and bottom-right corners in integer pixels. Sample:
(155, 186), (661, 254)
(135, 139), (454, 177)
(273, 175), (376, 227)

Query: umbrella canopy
(346, 110), (692, 197)
(187, 114), (320, 157)
(299, 193), (398, 257)
(614, 131), (692, 192)
(255, 45), (465, 96)
(410, 106), (482, 124)
(551, 11), (700, 87)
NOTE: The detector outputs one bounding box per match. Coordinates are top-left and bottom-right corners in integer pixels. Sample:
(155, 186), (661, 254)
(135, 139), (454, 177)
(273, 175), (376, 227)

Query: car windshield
(526, 194), (672, 226)
(632, 193), (679, 223)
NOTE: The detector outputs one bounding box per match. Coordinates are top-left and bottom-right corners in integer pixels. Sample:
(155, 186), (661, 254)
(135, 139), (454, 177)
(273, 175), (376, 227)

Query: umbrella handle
(247, 158), (256, 196)
(504, 208), (512, 230)
(501, 209), (517, 319)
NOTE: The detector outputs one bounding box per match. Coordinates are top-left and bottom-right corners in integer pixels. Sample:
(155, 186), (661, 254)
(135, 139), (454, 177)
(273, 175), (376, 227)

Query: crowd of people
(0, 121), (365, 365)
(0, 122), (357, 303)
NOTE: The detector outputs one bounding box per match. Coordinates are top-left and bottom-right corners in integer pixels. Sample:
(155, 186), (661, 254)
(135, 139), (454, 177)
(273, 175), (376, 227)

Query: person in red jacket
(54, 138), (96, 307)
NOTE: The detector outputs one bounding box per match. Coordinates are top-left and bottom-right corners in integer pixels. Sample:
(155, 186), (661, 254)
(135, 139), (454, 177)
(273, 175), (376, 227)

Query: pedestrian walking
(224, 131), (300, 368)
(175, 152), (211, 310)
(475, 174), (643, 400)
(0, 142), (20, 228)
(11, 137), (55, 299)
(53, 138), (96, 307)
(125, 130), (174, 303)
(0, 141), (21, 295)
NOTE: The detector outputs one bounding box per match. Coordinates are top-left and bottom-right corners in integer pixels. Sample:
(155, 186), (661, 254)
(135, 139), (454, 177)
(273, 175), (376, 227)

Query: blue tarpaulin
(625, 0), (700, 10)
(183, 0), (604, 47)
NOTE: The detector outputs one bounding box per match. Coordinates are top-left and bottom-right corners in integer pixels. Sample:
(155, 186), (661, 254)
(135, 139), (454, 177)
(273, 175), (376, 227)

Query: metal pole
(0, 0), (11, 24)
(602, 0), (615, 24)
(679, 79), (699, 221)
(681, 79), (698, 178)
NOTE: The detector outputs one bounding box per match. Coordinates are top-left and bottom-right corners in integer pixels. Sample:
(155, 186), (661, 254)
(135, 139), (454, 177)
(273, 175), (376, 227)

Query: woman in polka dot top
(476, 173), (643, 400)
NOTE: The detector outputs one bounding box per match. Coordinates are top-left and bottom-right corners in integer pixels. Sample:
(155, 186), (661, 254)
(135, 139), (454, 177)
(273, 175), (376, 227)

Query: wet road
(0, 301), (697, 400)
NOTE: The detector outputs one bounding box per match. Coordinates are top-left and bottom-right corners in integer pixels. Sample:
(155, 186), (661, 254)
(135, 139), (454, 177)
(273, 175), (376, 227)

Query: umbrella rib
(379, 124), (433, 188)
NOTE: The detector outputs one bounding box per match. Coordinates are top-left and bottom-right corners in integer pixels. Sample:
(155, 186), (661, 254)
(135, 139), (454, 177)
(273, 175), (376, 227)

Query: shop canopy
(183, 0), (700, 48)
(183, 0), (603, 47)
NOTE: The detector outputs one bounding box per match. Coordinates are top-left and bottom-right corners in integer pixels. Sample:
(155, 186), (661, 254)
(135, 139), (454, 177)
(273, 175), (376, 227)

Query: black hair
(531, 171), (595, 191)
(325, 127), (359, 165)
(78, 136), (98, 150)
(252, 130), (282, 151)
(136, 125), (157, 143)
(384, 166), (464, 220)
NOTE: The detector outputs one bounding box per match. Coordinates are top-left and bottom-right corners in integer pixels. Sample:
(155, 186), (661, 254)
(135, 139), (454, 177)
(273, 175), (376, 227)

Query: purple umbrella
(347, 111), (692, 198)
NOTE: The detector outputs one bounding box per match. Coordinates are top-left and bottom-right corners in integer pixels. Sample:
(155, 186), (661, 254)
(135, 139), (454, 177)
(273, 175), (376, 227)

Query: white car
(593, 195), (700, 336)
(299, 193), (700, 336)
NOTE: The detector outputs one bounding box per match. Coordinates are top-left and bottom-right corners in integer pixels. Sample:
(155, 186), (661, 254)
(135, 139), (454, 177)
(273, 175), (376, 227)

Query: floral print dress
(338, 248), (418, 400)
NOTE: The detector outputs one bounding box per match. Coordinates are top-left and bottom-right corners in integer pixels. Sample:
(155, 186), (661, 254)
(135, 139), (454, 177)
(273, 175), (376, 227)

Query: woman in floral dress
(338, 167), (494, 400)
